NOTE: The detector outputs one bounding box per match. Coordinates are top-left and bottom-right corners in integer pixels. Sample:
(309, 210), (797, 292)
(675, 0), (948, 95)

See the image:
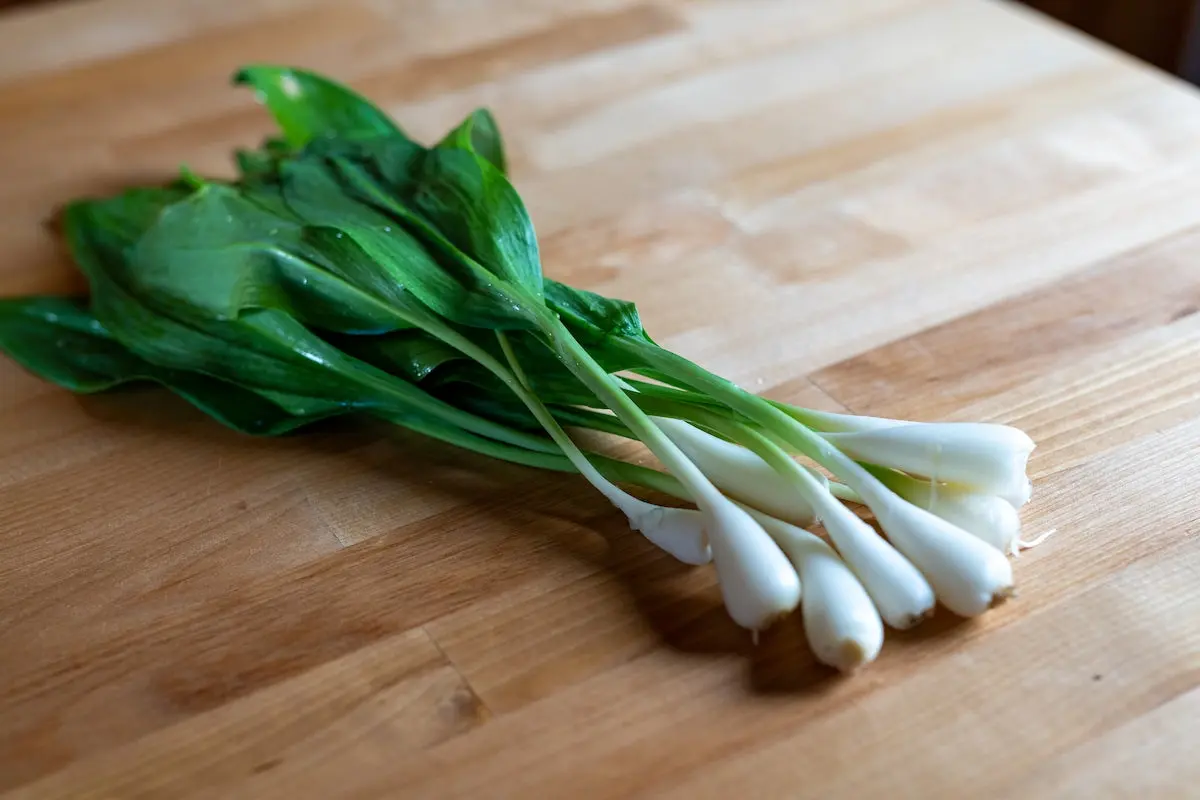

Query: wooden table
(1, 0), (1198, 797)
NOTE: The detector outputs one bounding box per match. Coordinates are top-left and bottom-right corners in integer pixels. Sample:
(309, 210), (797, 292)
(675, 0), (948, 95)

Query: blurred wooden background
(1, 0), (1199, 82)
(1019, 0), (1200, 78)
(0, 0), (1191, 84)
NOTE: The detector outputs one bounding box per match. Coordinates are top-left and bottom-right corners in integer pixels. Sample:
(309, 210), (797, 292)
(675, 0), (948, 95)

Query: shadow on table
(63, 345), (974, 705)
(596, 508), (976, 696)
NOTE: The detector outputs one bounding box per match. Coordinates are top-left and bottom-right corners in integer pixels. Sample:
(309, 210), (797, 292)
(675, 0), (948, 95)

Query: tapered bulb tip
(896, 607), (937, 631)
(822, 639), (871, 674)
(989, 585), (1017, 608)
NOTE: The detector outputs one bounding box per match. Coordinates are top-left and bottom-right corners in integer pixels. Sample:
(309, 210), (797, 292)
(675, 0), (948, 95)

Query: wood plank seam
(806, 373), (866, 417)
(420, 623), (496, 725)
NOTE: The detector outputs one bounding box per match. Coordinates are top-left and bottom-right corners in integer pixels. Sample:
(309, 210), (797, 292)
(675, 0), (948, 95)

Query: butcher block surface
(1, 0), (1199, 797)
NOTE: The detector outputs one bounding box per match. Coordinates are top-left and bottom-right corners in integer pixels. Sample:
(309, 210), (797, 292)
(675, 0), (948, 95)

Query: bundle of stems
(0, 66), (1041, 673)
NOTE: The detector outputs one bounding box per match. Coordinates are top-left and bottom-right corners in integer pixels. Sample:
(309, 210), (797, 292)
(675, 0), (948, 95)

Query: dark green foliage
(0, 63), (715, 471)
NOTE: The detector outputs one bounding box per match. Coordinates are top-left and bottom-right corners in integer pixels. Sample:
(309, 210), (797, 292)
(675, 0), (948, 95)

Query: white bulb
(822, 422), (1035, 495)
(625, 503), (712, 566)
(872, 496), (1015, 617)
(748, 509), (883, 673)
(889, 478), (1021, 555)
(703, 499), (801, 631)
(653, 417), (819, 525)
(817, 498), (936, 629)
(800, 545), (884, 673)
(997, 476), (1033, 509)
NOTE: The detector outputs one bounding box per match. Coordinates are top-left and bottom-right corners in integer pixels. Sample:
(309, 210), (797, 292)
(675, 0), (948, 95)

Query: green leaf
(438, 108), (507, 175)
(432, 386), (541, 431)
(326, 325), (600, 412)
(235, 135), (293, 182)
(262, 136), (293, 157)
(63, 192), (552, 454)
(128, 185), (294, 318)
(127, 182), (415, 335)
(236, 149), (271, 179)
(235, 64), (406, 148)
(63, 195), (392, 415)
(411, 146), (542, 299)
(309, 134), (427, 190)
(430, 379), (629, 439)
(542, 278), (652, 345)
(331, 329), (466, 383)
(0, 295), (335, 435)
(69, 185), (191, 250)
(407, 330), (596, 406)
(291, 138), (545, 327)
(0, 294), (155, 393)
(275, 155), (534, 329)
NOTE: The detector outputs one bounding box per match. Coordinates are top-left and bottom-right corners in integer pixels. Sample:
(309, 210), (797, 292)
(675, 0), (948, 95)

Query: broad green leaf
(325, 151), (483, 265)
(305, 139), (545, 324)
(129, 185), (293, 319)
(542, 278), (652, 345)
(262, 136), (293, 157)
(64, 196), (391, 414)
(428, 384), (552, 434)
(65, 193), (543, 448)
(68, 185), (190, 249)
(0, 294), (160, 393)
(235, 64), (406, 148)
(238, 134), (425, 197)
(438, 109), (507, 175)
(428, 359), (593, 408)
(430, 381), (629, 439)
(307, 134), (425, 190)
(406, 329), (597, 406)
(0, 295), (336, 435)
(235, 149), (272, 181)
(128, 182), (414, 334)
(235, 135), (293, 182)
(410, 146), (543, 299)
(237, 178), (296, 219)
(330, 329), (465, 383)
(327, 326), (615, 429)
(276, 156), (534, 329)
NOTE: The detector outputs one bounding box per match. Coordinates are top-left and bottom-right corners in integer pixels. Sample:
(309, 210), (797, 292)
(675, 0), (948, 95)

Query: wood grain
(1, 0), (1198, 797)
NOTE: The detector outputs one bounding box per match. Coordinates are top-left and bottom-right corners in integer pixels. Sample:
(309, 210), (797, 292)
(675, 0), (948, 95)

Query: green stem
(541, 389), (741, 441)
(362, 367), (557, 454)
(767, 401), (882, 433)
(550, 405), (630, 438)
(370, 299), (650, 512)
(258, 250), (561, 457)
(358, 284), (671, 515)
(615, 337), (888, 504)
(536, 318), (729, 511)
(672, 407), (839, 510)
(383, 411), (574, 472)
(566, 385), (867, 505)
(382, 409), (695, 505)
(632, 362), (886, 434)
(593, 456), (691, 501)
(495, 331), (635, 509)
(618, 376), (732, 411)
(829, 481), (863, 503)
(614, 391), (733, 429)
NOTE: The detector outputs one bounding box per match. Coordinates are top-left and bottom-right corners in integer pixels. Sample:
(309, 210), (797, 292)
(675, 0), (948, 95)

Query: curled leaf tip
(177, 165), (207, 190)
(232, 63), (287, 85)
